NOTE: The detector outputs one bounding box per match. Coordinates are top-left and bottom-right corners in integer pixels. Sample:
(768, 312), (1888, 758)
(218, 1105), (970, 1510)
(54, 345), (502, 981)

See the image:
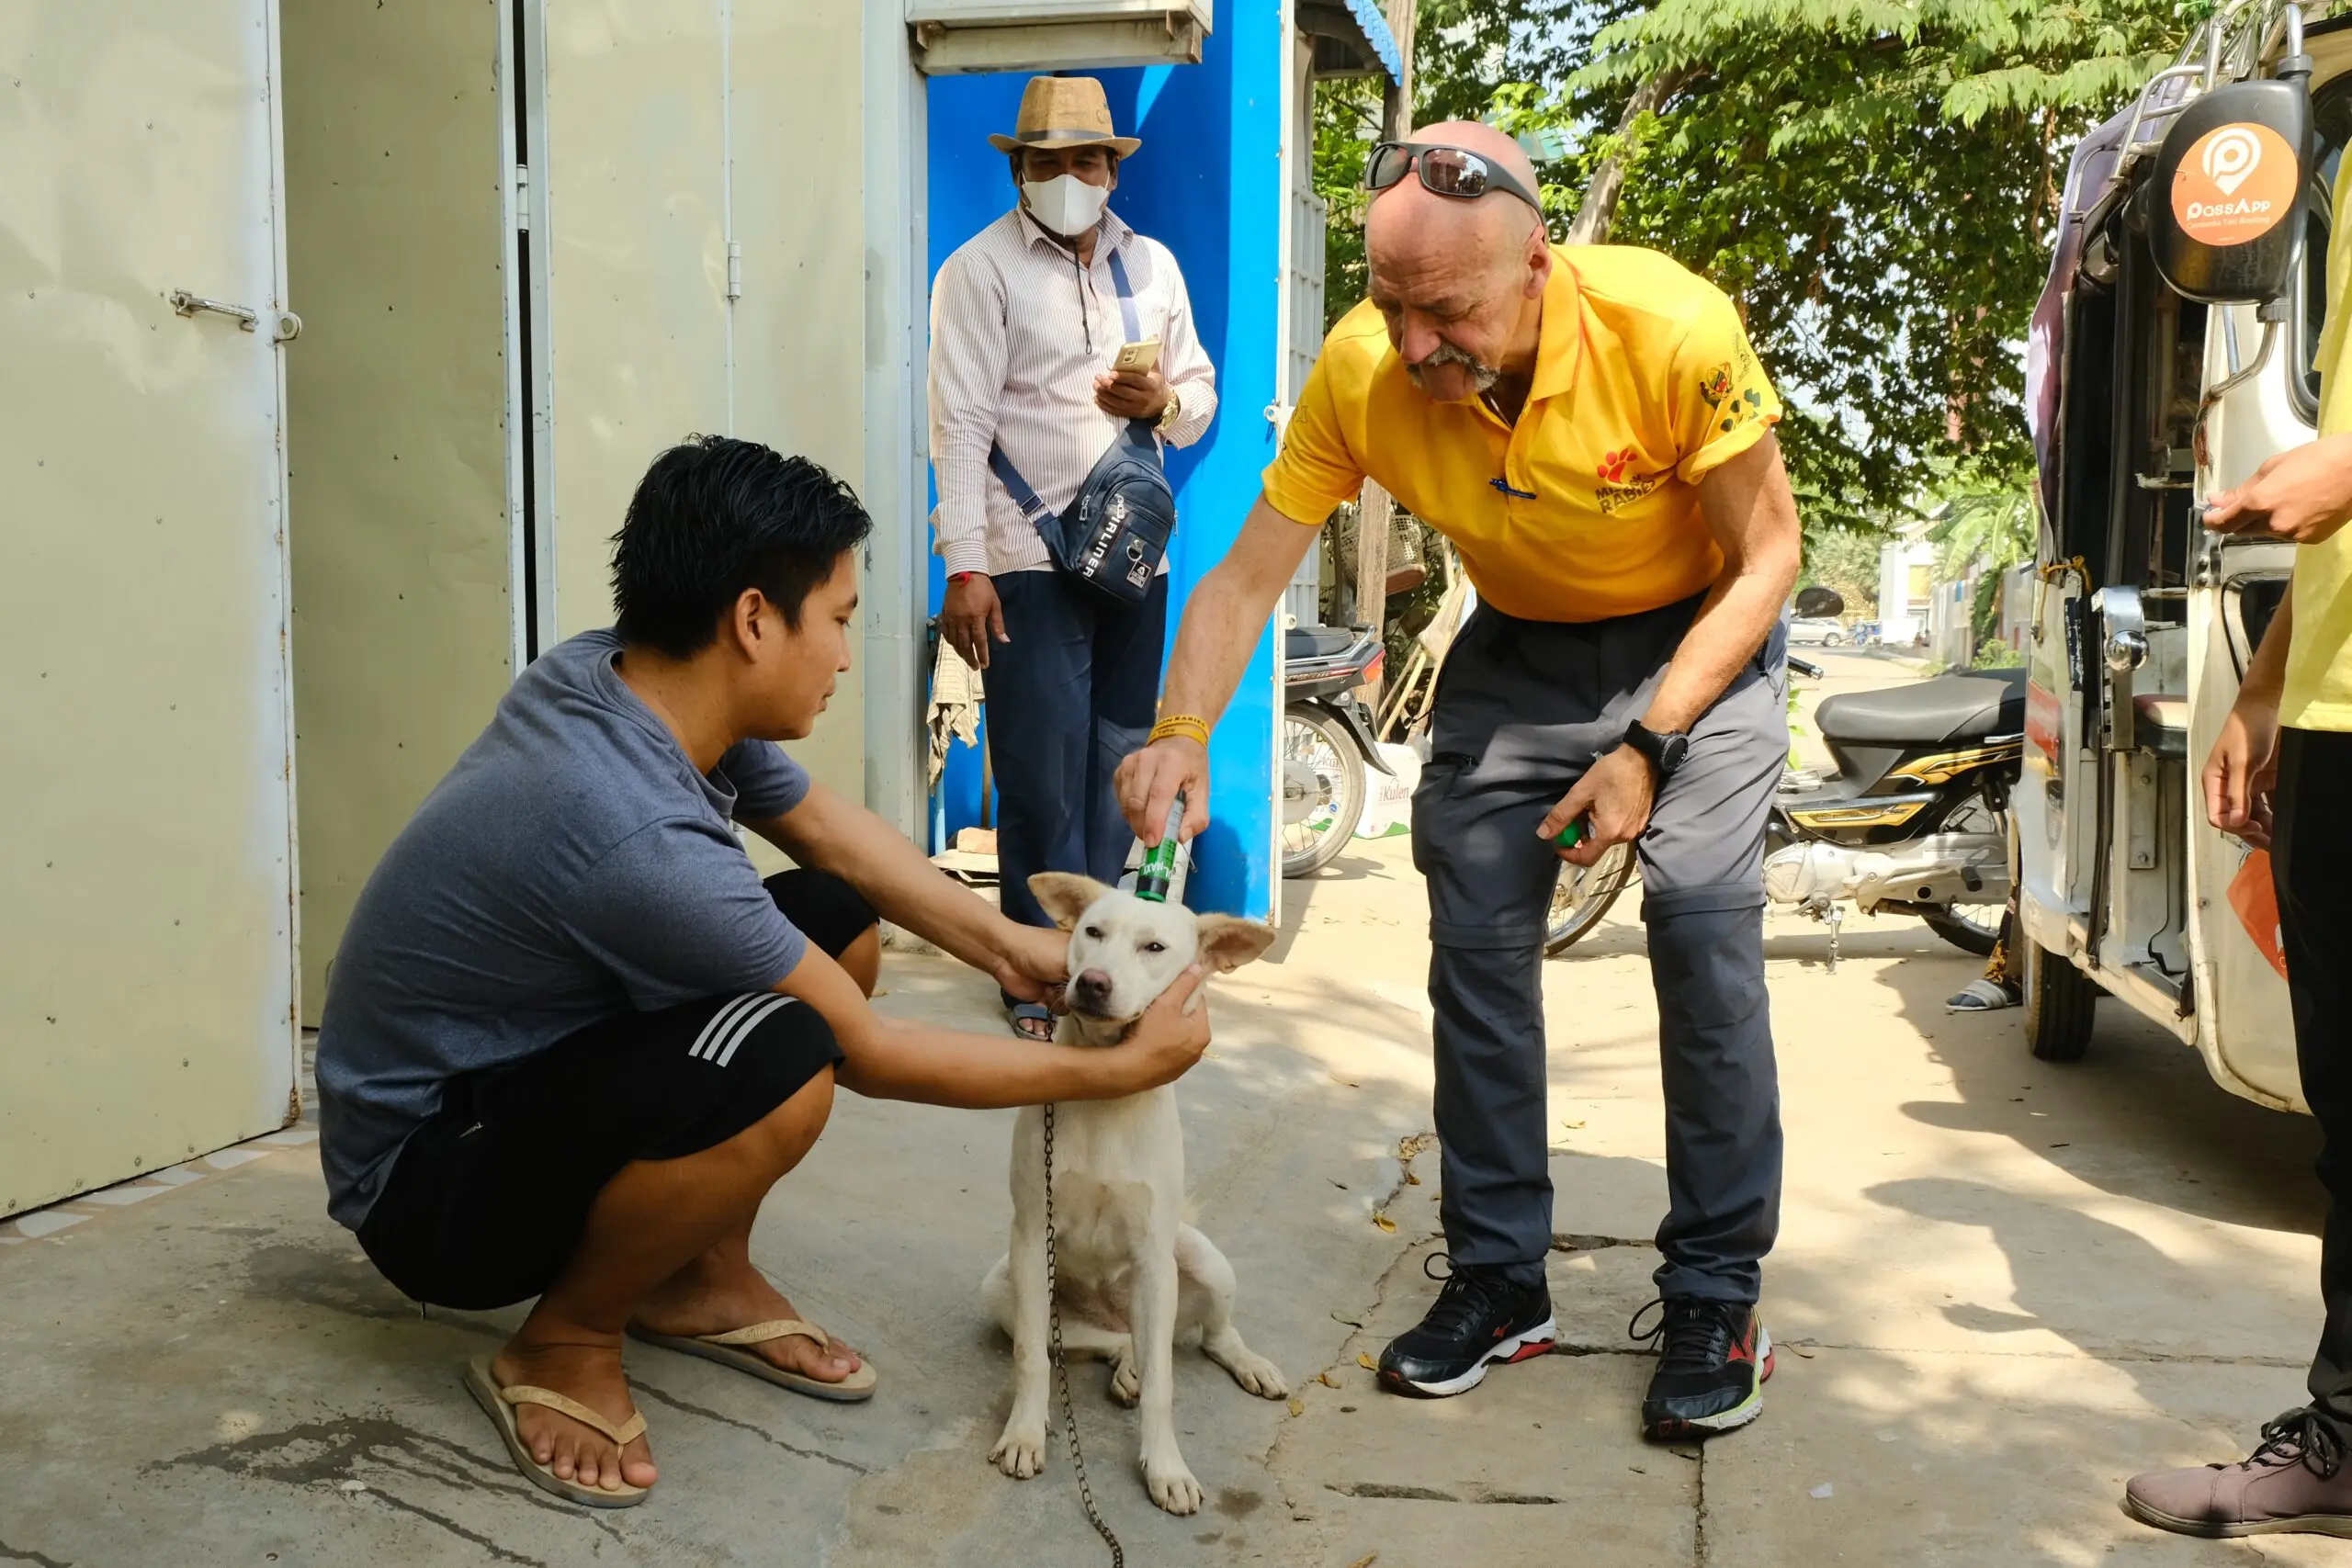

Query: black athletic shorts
(356, 869), (875, 1310)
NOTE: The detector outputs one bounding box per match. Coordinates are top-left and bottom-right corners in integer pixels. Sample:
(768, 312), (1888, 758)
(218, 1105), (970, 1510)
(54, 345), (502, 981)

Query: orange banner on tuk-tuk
(2227, 850), (2291, 982)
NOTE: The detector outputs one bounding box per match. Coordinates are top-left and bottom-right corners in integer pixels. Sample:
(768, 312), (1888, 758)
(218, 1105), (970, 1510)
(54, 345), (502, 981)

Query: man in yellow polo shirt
(1116, 123), (1802, 1439)
(2124, 158), (2352, 1540)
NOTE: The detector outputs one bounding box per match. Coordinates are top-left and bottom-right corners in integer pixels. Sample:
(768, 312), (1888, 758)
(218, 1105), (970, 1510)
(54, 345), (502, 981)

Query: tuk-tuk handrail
(2128, 0), (2310, 155)
(2122, 64), (2208, 155)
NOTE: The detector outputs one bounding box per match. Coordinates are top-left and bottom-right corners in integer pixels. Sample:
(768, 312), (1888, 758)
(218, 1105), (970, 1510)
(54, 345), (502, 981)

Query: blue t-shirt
(316, 629), (811, 1228)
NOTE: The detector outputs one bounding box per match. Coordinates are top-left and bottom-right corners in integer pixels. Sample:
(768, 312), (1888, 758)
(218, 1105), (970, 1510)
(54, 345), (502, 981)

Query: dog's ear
(1028, 873), (1114, 930)
(1193, 914), (1276, 974)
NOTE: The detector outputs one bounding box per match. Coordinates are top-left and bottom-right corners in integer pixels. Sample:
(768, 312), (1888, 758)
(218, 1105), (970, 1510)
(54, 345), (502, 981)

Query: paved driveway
(0, 838), (2332, 1565)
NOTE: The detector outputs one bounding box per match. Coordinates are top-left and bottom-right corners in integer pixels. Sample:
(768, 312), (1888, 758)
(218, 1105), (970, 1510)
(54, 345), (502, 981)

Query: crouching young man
(314, 435), (1208, 1508)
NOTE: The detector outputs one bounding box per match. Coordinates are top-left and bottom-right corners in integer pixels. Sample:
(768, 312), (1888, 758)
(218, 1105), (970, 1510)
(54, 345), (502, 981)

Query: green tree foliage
(1799, 525), (1885, 616)
(1564, 2), (2190, 528)
(1928, 479), (2039, 646)
(1313, 75), (1385, 333)
(1314, 2), (2261, 528)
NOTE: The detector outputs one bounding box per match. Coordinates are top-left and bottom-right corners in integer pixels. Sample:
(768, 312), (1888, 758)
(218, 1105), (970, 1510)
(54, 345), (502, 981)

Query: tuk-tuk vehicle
(2018, 1), (2340, 1111)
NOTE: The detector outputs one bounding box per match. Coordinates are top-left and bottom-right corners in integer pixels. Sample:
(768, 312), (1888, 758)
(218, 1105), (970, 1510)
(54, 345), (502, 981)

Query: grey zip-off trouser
(1412, 592), (1787, 1303)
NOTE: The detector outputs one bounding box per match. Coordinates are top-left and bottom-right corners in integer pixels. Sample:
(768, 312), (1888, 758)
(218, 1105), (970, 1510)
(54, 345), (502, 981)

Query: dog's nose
(1072, 968), (1114, 1010)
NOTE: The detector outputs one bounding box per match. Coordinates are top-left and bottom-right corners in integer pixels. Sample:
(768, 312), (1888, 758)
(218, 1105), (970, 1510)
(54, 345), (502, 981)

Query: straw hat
(988, 76), (1141, 158)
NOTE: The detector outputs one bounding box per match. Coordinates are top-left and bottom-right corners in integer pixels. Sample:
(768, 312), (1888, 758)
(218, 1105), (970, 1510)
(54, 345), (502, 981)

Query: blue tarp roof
(1341, 0), (1403, 84)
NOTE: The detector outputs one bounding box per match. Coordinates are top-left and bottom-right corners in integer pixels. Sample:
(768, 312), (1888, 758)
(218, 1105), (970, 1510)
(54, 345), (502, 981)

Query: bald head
(1363, 121), (1552, 405)
(1364, 121), (1544, 258)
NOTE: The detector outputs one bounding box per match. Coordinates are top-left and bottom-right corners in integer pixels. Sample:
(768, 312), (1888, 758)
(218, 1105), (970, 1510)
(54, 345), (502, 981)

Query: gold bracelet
(1149, 714), (1211, 747)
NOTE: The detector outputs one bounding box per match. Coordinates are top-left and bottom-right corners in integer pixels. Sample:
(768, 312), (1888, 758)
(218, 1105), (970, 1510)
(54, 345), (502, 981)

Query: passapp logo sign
(2205, 127), (2263, 194)
(2172, 122), (2297, 246)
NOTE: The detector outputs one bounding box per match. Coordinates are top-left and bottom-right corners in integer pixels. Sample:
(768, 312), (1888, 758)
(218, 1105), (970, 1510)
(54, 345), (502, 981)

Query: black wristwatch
(1622, 720), (1691, 784)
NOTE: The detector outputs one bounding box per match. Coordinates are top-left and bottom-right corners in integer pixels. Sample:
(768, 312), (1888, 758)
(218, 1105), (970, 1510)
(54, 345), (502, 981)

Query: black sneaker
(1630, 1296), (1772, 1439)
(1375, 1255), (1556, 1399)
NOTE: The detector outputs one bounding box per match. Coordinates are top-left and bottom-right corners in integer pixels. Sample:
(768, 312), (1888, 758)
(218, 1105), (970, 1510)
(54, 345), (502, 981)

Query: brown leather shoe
(2125, 1410), (2352, 1538)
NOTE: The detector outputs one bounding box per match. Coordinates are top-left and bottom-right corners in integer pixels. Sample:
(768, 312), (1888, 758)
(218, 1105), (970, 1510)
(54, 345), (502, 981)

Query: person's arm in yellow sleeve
(1540, 297), (1801, 865)
(1114, 344), (1365, 845)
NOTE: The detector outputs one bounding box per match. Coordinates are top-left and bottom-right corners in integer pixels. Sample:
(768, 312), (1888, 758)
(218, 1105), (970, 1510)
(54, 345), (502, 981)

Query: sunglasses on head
(1363, 141), (1544, 213)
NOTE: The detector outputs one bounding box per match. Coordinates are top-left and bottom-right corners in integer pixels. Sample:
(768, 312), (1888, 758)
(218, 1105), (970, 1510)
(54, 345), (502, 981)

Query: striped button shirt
(929, 205), (1218, 578)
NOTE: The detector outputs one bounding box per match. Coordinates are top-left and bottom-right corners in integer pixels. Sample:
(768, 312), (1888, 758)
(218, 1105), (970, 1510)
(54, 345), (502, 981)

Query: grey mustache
(1406, 339), (1502, 392)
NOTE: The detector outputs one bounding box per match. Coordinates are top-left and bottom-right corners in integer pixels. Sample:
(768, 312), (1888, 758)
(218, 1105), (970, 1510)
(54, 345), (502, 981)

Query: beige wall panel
(730, 0), (868, 801)
(0, 1), (300, 1212)
(545, 0), (868, 802)
(544, 0), (729, 639)
(283, 0), (515, 1021)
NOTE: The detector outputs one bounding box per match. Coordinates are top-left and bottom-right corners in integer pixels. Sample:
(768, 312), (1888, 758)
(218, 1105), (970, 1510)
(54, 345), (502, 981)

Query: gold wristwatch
(1155, 389), (1183, 434)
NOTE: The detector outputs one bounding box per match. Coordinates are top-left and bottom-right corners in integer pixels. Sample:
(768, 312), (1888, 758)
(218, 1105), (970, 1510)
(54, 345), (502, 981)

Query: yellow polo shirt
(1262, 244), (1781, 623)
(2288, 156), (2352, 732)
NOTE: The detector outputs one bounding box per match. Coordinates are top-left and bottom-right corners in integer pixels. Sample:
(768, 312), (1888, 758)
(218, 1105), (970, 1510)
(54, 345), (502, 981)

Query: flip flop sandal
(1945, 977), (2021, 1012)
(1005, 1000), (1056, 1041)
(463, 1353), (650, 1509)
(627, 1318), (877, 1403)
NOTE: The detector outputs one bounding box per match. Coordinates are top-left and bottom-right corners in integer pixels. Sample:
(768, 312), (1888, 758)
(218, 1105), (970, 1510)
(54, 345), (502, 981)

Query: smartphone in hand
(1113, 339), (1161, 374)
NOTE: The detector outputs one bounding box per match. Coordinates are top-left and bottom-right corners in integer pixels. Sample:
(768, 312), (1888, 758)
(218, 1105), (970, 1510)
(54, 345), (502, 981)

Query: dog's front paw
(1226, 1350), (1288, 1400)
(989, 1422), (1047, 1480)
(1205, 1335), (1291, 1399)
(1108, 1353), (1140, 1407)
(1145, 1460), (1204, 1516)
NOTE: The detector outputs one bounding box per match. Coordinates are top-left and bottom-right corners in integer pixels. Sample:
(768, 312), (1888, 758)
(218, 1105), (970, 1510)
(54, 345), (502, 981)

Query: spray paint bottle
(1120, 794), (1190, 906)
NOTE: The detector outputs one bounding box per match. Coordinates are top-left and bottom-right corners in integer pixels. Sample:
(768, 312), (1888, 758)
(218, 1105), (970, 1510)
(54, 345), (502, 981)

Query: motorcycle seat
(1815, 667), (2027, 746)
(1286, 626), (1360, 661)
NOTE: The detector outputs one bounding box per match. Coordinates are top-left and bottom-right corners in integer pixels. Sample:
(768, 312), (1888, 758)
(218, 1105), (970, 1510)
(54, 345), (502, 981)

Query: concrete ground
(2, 789), (2342, 1563)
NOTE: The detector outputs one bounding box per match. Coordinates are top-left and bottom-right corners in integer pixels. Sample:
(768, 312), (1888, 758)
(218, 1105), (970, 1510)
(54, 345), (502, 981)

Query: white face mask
(1022, 173), (1111, 238)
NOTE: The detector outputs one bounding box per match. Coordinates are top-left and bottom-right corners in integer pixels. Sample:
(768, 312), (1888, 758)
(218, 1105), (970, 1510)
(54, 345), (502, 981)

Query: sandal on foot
(463, 1353), (650, 1509)
(627, 1318), (877, 1403)
(1005, 1000), (1056, 1041)
(1946, 977), (2021, 1012)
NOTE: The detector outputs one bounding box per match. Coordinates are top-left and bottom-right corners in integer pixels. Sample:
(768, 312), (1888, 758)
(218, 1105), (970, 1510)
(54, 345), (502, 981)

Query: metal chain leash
(1042, 1100), (1124, 1567)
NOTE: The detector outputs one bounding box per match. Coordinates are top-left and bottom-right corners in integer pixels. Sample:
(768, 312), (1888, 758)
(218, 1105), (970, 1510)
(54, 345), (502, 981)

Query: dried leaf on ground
(1357, 1352), (1379, 1371)
(1348, 1556), (1379, 1568)
(1287, 1398), (1306, 1416)
(1397, 1133), (1437, 1162)
(1372, 1212), (1396, 1233)
(1317, 1371), (1340, 1387)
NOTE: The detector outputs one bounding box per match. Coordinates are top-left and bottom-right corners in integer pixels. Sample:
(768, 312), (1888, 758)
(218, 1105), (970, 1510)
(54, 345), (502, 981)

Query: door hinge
(726, 242), (743, 301)
(514, 164), (531, 231)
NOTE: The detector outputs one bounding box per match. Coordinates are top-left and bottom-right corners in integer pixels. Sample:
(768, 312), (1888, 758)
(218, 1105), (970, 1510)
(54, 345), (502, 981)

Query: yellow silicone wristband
(1149, 716), (1211, 747)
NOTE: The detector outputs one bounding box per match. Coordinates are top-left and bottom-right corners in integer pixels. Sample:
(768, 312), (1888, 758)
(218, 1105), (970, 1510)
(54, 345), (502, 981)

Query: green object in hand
(1554, 818), (1586, 851)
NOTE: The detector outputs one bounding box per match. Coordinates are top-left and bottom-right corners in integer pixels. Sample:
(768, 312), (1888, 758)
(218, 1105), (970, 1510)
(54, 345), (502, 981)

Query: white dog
(982, 873), (1288, 1515)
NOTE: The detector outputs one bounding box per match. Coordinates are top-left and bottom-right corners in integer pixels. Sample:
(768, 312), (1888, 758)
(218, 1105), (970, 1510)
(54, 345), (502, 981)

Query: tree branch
(1565, 64), (1692, 246)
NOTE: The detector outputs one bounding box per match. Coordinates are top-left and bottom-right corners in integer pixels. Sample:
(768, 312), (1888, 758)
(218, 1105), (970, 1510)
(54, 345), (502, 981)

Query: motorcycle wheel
(1280, 703), (1366, 878)
(1921, 775), (2009, 957)
(1544, 842), (1636, 955)
(1921, 908), (2000, 957)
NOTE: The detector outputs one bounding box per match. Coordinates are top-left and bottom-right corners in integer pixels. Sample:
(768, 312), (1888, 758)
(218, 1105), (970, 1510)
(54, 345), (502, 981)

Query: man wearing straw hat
(930, 75), (1219, 1040)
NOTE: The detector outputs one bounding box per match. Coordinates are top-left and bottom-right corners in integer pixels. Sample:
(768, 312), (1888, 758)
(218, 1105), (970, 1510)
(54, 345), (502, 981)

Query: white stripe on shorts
(712, 995), (797, 1068)
(688, 994), (767, 1061)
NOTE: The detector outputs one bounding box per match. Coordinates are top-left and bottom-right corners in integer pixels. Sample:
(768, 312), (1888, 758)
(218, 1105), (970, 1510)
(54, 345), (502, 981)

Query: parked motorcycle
(1544, 650), (2023, 963)
(1281, 624), (1392, 877)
